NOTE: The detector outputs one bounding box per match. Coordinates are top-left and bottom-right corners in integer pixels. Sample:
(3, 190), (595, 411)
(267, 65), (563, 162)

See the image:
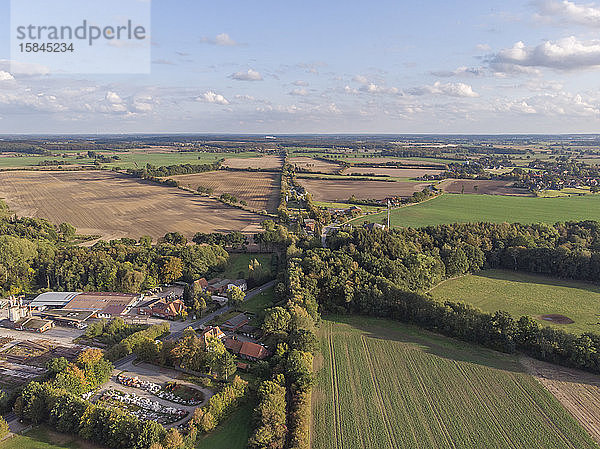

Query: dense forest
(284, 221), (600, 375)
(0, 204), (229, 295)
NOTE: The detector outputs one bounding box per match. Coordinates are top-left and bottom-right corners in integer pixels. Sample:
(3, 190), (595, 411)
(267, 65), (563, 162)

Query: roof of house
(239, 341), (269, 360)
(224, 337), (243, 353)
(150, 298), (185, 316)
(208, 279), (231, 290)
(223, 313), (250, 328)
(200, 326), (225, 340)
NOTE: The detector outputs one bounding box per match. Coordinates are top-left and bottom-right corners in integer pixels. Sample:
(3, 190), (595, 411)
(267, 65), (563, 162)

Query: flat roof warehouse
(15, 20), (147, 46)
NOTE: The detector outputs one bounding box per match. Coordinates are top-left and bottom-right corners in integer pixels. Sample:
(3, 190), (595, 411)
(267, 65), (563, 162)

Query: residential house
(141, 298), (187, 320)
(228, 279), (248, 292)
(206, 278), (231, 295)
(224, 336), (269, 361)
(199, 326), (225, 347)
(193, 278), (208, 291)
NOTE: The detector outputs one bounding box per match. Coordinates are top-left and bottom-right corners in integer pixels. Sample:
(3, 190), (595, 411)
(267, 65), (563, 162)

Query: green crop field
(430, 269), (600, 334)
(356, 193), (600, 228)
(313, 316), (599, 449)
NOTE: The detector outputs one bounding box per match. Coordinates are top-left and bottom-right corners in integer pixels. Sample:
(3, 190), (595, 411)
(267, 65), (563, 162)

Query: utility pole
(387, 200), (390, 229)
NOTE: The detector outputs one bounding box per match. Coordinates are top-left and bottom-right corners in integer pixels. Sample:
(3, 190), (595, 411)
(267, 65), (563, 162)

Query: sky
(1, 0), (600, 134)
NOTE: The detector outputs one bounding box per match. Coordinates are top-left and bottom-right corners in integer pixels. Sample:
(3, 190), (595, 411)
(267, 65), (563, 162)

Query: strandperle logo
(15, 20), (148, 46)
(10, 0), (151, 74)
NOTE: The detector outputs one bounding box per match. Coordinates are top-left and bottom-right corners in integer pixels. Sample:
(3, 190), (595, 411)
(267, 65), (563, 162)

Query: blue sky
(1, 0), (600, 133)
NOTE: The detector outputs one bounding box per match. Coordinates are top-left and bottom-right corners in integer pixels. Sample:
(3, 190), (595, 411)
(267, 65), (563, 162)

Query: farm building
(29, 292), (80, 310)
(30, 291), (142, 319)
(39, 309), (95, 328)
(14, 317), (54, 333)
(222, 313), (250, 331)
(224, 336), (269, 361)
(63, 292), (141, 318)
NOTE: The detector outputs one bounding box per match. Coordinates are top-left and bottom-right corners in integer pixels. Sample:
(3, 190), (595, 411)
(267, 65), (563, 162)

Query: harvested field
(314, 316), (600, 449)
(222, 155), (284, 170)
(297, 178), (430, 202)
(0, 170), (264, 240)
(290, 156), (343, 174)
(168, 171), (280, 212)
(439, 179), (530, 196)
(522, 356), (600, 444)
(342, 167), (443, 178)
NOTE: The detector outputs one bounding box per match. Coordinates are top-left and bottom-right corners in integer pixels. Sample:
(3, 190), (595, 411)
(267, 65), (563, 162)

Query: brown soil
(297, 178), (431, 202)
(342, 167), (443, 177)
(290, 157), (343, 174)
(0, 170), (264, 240)
(222, 155), (284, 170)
(439, 179), (531, 196)
(540, 314), (575, 324)
(521, 356), (600, 444)
(167, 171), (280, 212)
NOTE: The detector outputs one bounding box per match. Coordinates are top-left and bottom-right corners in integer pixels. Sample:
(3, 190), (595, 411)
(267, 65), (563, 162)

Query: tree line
(287, 221), (600, 374)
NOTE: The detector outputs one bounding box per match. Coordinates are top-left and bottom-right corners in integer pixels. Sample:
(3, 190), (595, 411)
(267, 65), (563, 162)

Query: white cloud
(201, 33), (238, 46)
(230, 69), (263, 81)
(293, 80), (309, 86)
(0, 71), (14, 81)
(534, 0), (600, 27)
(476, 43), (492, 51)
(409, 81), (479, 97)
(289, 88), (308, 96)
(491, 36), (600, 71)
(0, 59), (49, 76)
(198, 91), (229, 105)
(353, 75), (369, 84)
(431, 66), (485, 77)
(360, 83), (400, 94)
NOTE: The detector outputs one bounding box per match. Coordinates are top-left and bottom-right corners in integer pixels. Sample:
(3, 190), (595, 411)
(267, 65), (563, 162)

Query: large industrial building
(29, 291), (143, 324)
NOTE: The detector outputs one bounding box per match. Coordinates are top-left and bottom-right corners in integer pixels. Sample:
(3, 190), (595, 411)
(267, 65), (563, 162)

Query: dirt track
(521, 356), (600, 444)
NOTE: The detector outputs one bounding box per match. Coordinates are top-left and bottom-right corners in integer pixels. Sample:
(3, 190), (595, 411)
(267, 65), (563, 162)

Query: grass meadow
(357, 193), (600, 228)
(430, 269), (600, 334)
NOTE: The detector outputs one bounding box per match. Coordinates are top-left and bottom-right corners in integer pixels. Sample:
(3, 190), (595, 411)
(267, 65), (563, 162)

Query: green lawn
(0, 427), (100, 449)
(430, 269), (600, 334)
(241, 286), (275, 319)
(314, 316), (599, 449)
(196, 403), (253, 449)
(356, 193), (600, 228)
(218, 253), (274, 280)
